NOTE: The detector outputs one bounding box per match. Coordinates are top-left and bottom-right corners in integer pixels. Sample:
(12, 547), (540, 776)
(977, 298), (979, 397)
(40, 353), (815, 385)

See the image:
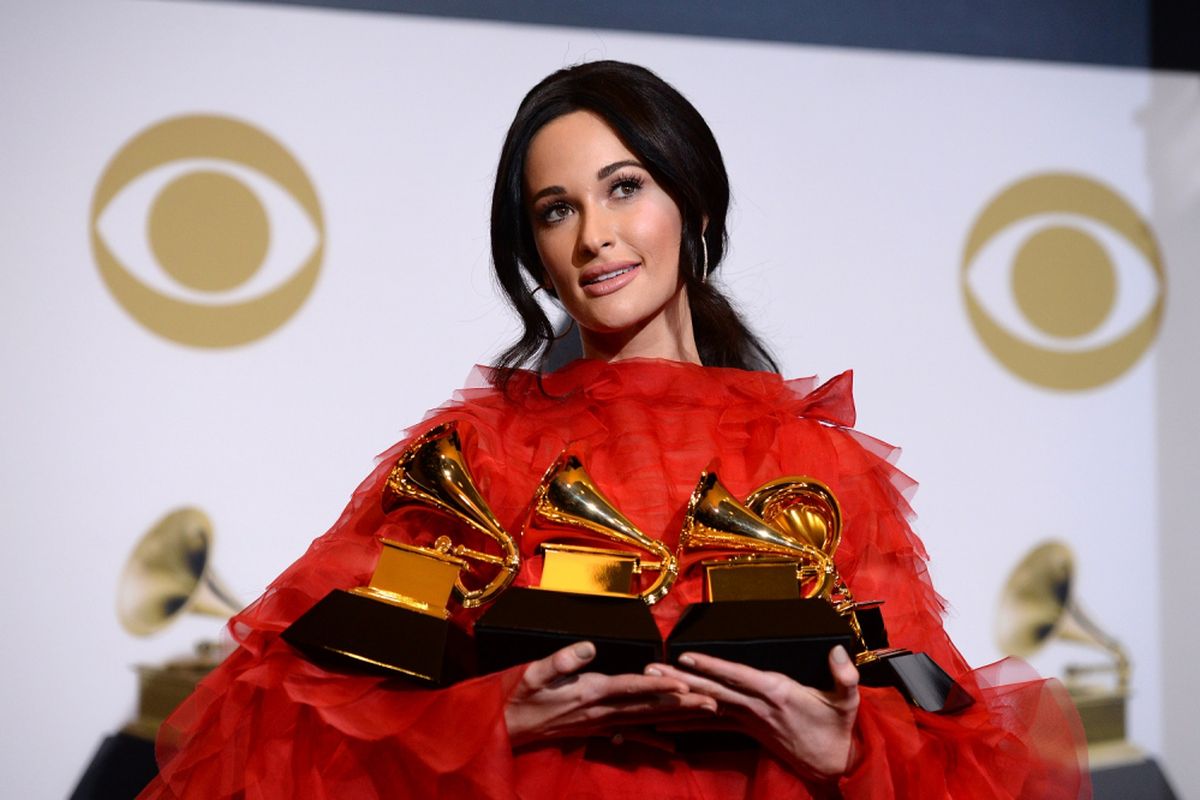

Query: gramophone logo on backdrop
(961, 173), (1165, 390)
(90, 115), (324, 347)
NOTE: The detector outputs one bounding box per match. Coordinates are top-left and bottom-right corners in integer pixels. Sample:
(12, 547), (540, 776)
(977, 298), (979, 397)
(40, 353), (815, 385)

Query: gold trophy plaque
(474, 453), (675, 675)
(283, 422), (520, 685)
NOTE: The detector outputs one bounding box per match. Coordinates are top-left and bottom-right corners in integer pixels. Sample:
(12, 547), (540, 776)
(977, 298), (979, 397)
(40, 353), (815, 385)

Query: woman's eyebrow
(530, 184), (565, 203)
(597, 159), (640, 179)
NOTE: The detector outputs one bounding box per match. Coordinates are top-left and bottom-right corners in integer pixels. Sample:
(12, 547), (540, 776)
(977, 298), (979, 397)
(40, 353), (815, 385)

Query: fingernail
(646, 666), (662, 677)
(574, 642), (595, 660)
(679, 654), (695, 667)
(706, 701), (719, 713)
(831, 645), (849, 665)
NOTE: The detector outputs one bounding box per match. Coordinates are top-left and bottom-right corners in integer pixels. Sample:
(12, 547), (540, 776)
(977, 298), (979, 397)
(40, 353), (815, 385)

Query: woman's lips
(580, 263), (641, 297)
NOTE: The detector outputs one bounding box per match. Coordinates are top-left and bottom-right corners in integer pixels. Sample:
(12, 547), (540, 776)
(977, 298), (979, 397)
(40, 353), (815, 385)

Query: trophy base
(666, 599), (856, 690)
(282, 588), (472, 686)
(1069, 686), (1128, 744)
(474, 587), (663, 676)
(849, 603), (889, 650)
(857, 651), (973, 713)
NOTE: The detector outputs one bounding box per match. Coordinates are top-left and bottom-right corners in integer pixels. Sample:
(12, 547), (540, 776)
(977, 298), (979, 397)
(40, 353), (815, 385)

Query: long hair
(489, 60), (778, 387)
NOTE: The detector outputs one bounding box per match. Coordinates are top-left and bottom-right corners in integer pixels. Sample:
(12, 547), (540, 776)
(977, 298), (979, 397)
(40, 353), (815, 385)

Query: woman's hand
(646, 646), (860, 781)
(504, 641), (719, 747)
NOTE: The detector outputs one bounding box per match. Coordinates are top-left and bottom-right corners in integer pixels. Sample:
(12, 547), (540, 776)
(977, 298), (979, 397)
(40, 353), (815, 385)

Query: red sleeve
(138, 418), (529, 800)
(139, 641), (524, 800)
(813, 426), (1090, 800)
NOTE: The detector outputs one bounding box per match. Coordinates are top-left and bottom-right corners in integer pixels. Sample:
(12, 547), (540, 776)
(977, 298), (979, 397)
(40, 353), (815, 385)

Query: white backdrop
(2, 1), (1196, 796)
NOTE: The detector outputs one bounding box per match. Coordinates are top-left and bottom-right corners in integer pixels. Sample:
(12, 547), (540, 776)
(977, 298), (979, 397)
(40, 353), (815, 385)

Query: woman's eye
(540, 202), (571, 224)
(611, 177), (643, 199)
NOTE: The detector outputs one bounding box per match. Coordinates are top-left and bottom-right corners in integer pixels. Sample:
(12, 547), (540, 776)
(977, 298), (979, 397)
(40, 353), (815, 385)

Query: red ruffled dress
(139, 359), (1089, 799)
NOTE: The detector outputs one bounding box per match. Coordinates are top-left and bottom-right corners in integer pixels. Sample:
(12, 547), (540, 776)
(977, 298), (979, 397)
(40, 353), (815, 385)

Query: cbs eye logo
(962, 173), (1165, 391)
(90, 115), (324, 348)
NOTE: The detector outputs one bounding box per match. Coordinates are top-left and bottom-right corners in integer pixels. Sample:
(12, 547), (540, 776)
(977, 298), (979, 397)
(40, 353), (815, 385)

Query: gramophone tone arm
(450, 543), (517, 568)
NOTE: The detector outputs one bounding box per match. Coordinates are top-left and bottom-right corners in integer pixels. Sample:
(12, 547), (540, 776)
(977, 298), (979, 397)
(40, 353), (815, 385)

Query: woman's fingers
(584, 691), (713, 719)
(508, 644), (704, 745)
(646, 661), (757, 712)
(522, 642), (694, 698)
(521, 641), (597, 690)
(649, 646), (860, 711)
(676, 651), (778, 693)
(826, 645), (860, 708)
(653, 652), (788, 705)
(646, 650), (860, 779)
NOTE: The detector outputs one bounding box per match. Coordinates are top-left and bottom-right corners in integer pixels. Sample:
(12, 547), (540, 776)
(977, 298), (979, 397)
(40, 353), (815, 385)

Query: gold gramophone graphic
(117, 507), (242, 741)
(997, 540), (1138, 762)
(669, 471), (970, 712)
(283, 422), (520, 685)
(474, 452), (676, 675)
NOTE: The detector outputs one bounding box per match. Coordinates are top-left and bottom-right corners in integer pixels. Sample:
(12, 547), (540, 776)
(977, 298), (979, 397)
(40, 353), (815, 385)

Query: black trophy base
(282, 588), (472, 686)
(666, 599), (857, 690)
(1093, 756), (1178, 800)
(474, 587), (663, 675)
(853, 604), (889, 651)
(70, 731), (157, 800)
(858, 651), (974, 713)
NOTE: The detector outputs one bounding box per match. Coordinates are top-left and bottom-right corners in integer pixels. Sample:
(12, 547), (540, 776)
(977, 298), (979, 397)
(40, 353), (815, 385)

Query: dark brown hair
(489, 60), (777, 385)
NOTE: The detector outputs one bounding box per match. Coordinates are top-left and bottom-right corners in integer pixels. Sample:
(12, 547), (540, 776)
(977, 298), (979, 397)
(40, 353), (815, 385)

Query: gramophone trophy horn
(997, 540), (1133, 749)
(283, 422), (519, 685)
(118, 507), (242, 637)
(474, 452), (668, 677)
(382, 422), (521, 608)
(745, 476), (842, 555)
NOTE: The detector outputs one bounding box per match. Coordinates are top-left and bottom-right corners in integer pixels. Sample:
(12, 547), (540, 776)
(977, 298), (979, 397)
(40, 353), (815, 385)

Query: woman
(141, 61), (1088, 799)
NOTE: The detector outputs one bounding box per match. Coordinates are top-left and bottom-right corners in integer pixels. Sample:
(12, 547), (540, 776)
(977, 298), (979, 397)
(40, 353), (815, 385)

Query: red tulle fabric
(140, 359), (1089, 799)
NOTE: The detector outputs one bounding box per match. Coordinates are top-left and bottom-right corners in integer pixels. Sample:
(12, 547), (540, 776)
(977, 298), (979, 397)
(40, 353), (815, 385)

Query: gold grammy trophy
(474, 453), (677, 675)
(748, 477), (972, 713)
(997, 540), (1139, 764)
(666, 470), (858, 689)
(670, 472), (971, 712)
(69, 507), (242, 799)
(117, 507), (243, 741)
(283, 422), (520, 685)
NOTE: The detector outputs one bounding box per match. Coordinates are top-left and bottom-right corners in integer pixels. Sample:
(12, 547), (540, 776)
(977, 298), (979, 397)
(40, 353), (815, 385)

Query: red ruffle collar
(459, 358), (856, 429)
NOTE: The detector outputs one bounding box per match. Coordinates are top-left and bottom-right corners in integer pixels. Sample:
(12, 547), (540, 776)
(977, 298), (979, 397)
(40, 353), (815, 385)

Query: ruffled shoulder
(415, 358), (856, 431)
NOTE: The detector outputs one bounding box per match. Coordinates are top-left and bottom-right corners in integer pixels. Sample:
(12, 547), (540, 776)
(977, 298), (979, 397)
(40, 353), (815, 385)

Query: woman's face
(524, 111), (688, 344)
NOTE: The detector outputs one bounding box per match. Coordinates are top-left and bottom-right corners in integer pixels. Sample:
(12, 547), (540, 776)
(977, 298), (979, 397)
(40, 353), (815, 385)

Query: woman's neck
(578, 286), (701, 365)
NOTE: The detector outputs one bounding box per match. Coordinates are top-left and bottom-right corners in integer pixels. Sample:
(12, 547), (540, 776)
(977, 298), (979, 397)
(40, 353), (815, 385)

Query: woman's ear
(538, 273), (558, 298)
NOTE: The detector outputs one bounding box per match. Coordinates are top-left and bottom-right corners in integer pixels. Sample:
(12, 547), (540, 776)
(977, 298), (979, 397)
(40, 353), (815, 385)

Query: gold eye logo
(90, 115), (324, 348)
(962, 173), (1165, 391)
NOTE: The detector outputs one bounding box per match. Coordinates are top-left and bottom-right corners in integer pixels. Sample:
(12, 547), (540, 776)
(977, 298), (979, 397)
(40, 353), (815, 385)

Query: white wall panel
(2, 1), (1194, 795)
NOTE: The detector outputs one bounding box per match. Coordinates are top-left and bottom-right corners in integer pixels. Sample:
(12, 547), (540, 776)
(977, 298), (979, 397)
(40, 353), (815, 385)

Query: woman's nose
(576, 207), (615, 257)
